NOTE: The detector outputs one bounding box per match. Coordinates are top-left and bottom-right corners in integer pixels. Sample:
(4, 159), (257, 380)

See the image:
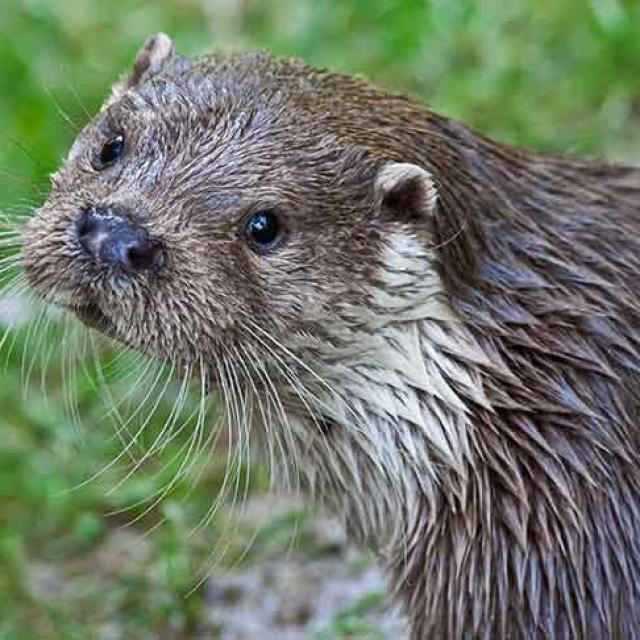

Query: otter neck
(276, 231), (491, 550)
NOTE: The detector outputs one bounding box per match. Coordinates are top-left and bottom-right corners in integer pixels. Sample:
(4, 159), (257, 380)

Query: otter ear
(127, 33), (175, 89)
(109, 33), (175, 101)
(374, 162), (438, 222)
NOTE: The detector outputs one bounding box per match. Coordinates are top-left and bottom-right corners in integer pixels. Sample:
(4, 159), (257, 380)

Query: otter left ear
(127, 33), (175, 89)
(108, 33), (175, 102)
(374, 162), (438, 222)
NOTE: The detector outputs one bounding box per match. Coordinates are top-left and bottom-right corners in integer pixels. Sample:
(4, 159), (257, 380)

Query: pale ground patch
(25, 495), (407, 639)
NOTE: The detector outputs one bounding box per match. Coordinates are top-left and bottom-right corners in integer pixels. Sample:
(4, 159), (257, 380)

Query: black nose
(77, 207), (163, 272)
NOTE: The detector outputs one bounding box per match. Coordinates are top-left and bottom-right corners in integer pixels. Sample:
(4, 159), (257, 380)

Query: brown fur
(20, 35), (640, 638)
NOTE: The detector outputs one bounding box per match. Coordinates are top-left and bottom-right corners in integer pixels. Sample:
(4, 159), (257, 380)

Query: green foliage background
(0, 1), (638, 638)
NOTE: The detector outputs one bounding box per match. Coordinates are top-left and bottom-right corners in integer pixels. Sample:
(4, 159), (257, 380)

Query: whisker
(81, 333), (143, 464)
(116, 369), (209, 526)
(59, 362), (175, 496)
(224, 349), (250, 508)
(106, 359), (174, 453)
(195, 355), (249, 576)
(61, 318), (86, 443)
(38, 304), (58, 407)
(21, 301), (49, 394)
(88, 334), (155, 455)
(234, 341), (279, 488)
(242, 340), (298, 495)
(193, 349), (243, 542)
(62, 71), (93, 122)
(0, 281), (32, 370)
(242, 315), (342, 402)
(112, 366), (194, 489)
(188, 381), (229, 537)
(242, 316), (369, 440)
(222, 344), (252, 511)
(43, 85), (82, 134)
(209, 349), (254, 573)
(4, 135), (49, 173)
(115, 392), (215, 525)
(0, 167), (42, 193)
(165, 357), (218, 534)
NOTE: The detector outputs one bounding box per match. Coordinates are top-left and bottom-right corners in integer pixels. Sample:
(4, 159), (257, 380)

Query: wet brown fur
(21, 36), (640, 639)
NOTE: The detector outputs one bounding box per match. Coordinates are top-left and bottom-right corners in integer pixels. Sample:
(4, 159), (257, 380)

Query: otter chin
(20, 33), (640, 639)
(74, 302), (112, 333)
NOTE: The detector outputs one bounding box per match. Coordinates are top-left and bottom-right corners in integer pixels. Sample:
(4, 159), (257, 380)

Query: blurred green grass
(0, 0), (638, 638)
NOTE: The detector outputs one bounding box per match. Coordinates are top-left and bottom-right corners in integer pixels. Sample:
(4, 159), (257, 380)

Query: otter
(19, 34), (640, 639)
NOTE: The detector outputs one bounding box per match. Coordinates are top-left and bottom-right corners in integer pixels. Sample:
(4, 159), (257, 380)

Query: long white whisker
(2, 282), (34, 372)
(223, 344), (252, 512)
(117, 367), (207, 525)
(243, 340), (299, 495)
(59, 362), (175, 495)
(235, 341), (279, 488)
(43, 84), (82, 133)
(241, 314), (342, 401)
(21, 301), (49, 394)
(194, 349), (242, 543)
(82, 333), (142, 464)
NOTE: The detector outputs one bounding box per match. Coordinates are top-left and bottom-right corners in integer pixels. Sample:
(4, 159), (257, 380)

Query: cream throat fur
(271, 230), (495, 550)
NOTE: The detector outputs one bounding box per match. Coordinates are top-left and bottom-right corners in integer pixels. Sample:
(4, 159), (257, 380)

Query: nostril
(77, 208), (99, 241)
(77, 215), (93, 240)
(76, 207), (164, 273)
(125, 239), (164, 272)
(77, 209), (108, 259)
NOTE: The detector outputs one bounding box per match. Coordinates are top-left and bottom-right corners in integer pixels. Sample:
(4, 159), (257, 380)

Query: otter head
(22, 34), (440, 392)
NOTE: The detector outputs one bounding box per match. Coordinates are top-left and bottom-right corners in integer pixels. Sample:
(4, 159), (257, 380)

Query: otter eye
(244, 211), (283, 252)
(92, 134), (125, 170)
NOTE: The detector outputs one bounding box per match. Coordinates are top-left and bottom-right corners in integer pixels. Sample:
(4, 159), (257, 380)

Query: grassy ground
(0, 0), (638, 638)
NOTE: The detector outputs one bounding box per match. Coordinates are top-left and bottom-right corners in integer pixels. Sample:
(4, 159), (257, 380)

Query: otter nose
(77, 207), (163, 272)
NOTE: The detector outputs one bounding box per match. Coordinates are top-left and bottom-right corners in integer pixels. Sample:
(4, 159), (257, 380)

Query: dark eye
(92, 134), (125, 170)
(244, 211), (284, 252)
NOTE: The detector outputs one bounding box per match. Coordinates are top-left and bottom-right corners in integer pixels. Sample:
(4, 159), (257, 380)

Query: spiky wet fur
(20, 36), (640, 638)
